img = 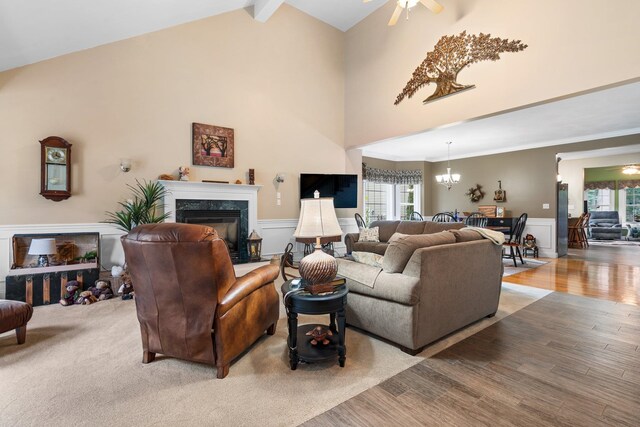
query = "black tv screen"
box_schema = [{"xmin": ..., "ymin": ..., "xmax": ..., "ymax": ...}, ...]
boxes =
[{"xmin": 300, "ymin": 174, "xmax": 358, "ymax": 208}]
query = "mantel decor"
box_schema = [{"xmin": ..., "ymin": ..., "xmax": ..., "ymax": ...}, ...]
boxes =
[
  {"xmin": 395, "ymin": 31, "xmax": 528, "ymax": 104},
  {"xmin": 192, "ymin": 123, "xmax": 234, "ymax": 168}
]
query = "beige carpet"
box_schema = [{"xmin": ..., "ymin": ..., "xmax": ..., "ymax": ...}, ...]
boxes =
[{"xmin": 0, "ymin": 274, "xmax": 549, "ymax": 427}]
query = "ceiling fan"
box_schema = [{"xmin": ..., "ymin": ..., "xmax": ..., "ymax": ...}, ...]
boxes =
[{"xmin": 364, "ymin": 0, "xmax": 444, "ymax": 26}]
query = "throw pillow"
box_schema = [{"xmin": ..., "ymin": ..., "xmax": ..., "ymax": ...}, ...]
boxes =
[
  {"xmin": 359, "ymin": 226, "xmax": 380, "ymax": 242},
  {"xmin": 352, "ymin": 251, "xmax": 384, "ymax": 268},
  {"xmin": 382, "ymin": 231, "xmax": 456, "ymax": 273}
]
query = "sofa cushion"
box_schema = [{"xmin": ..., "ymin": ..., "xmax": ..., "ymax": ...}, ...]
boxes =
[
  {"xmin": 342, "ymin": 269, "xmax": 421, "ymax": 305},
  {"xmin": 396, "ymin": 221, "xmax": 427, "ymax": 235},
  {"xmin": 359, "ymin": 227, "xmax": 380, "ymax": 242},
  {"xmin": 352, "ymin": 251, "xmax": 384, "ymax": 268},
  {"xmin": 337, "ymin": 258, "xmax": 381, "ymax": 289},
  {"xmin": 369, "ymin": 220, "xmax": 401, "ymax": 242},
  {"xmin": 382, "ymin": 231, "xmax": 456, "ymax": 273},
  {"xmin": 449, "ymin": 228, "xmax": 485, "ymax": 243},
  {"xmin": 352, "ymin": 241, "xmax": 388, "ymax": 255},
  {"xmin": 423, "ymin": 222, "xmax": 465, "ymax": 234}
]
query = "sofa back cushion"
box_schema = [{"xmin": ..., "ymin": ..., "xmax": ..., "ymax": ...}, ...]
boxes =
[
  {"xmin": 589, "ymin": 211, "xmax": 619, "ymax": 226},
  {"xmin": 396, "ymin": 221, "xmax": 427, "ymax": 235},
  {"xmin": 382, "ymin": 231, "xmax": 456, "ymax": 273},
  {"xmin": 449, "ymin": 228, "xmax": 485, "ymax": 242},
  {"xmin": 423, "ymin": 222, "xmax": 465, "ymax": 234},
  {"xmin": 369, "ymin": 220, "xmax": 401, "ymax": 242}
]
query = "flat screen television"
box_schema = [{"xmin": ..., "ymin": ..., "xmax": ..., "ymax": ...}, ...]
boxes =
[{"xmin": 300, "ymin": 174, "xmax": 358, "ymax": 208}]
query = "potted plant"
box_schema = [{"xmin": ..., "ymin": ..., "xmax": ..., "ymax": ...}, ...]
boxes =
[{"xmin": 105, "ymin": 180, "xmax": 170, "ymax": 232}]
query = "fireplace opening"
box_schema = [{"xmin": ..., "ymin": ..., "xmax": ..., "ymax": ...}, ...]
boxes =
[{"xmin": 181, "ymin": 210, "xmax": 242, "ymax": 261}]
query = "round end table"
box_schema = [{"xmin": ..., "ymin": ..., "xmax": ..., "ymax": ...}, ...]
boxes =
[{"xmin": 281, "ymin": 279, "xmax": 348, "ymax": 370}]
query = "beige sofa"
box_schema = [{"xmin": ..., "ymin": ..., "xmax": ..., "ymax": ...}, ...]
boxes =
[
  {"xmin": 339, "ymin": 227, "xmax": 503, "ymax": 354},
  {"xmin": 345, "ymin": 220, "xmax": 464, "ymax": 255}
]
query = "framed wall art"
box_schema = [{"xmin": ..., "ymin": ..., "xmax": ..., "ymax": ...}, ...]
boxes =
[{"xmin": 192, "ymin": 123, "xmax": 235, "ymax": 168}]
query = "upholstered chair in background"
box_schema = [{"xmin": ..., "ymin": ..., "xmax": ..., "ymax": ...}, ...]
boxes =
[{"xmin": 122, "ymin": 223, "xmax": 279, "ymax": 379}]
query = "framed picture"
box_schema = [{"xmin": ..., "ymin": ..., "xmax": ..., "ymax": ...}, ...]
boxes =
[
  {"xmin": 192, "ymin": 123, "xmax": 235, "ymax": 168},
  {"xmin": 496, "ymin": 207, "xmax": 505, "ymax": 218},
  {"xmin": 478, "ymin": 205, "xmax": 497, "ymax": 218}
]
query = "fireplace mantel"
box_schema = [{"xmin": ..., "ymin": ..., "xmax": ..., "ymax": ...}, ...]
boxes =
[{"xmin": 158, "ymin": 180, "xmax": 262, "ymax": 233}]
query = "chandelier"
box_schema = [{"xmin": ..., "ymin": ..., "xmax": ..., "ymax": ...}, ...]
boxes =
[{"xmin": 435, "ymin": 141, "xmax": 461, "ymax": 190}]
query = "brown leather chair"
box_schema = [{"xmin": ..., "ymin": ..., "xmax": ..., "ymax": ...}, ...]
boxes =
[{"xmin": 122, "ymin": 223, "xmax": 279, "ymax": 379}]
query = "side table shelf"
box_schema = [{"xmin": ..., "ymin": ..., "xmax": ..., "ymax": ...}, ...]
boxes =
[{"xmin": 281, "ymin": 279, "xmax": 348, "ymax": 370}]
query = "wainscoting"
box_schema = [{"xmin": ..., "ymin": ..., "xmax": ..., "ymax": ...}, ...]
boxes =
[
  {"xmin": 0, "ymin": 219, "xmax": 359, "ymax": 298},
  {"xmin": 0, "ymin": 218, "xmax": 553, "ymax": 298}
]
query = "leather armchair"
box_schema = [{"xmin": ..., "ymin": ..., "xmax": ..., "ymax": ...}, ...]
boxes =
[{"xmin": 122, "ymin": 223, "xmax": 279, "ymax": 378}]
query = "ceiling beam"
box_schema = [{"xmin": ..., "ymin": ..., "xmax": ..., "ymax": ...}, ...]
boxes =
[{"xmin": 253, "ymin": 0, "xmax": 285, "ymax": 23}]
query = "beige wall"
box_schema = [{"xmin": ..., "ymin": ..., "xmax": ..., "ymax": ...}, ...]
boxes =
[
  {"xmin": 345, "ymin": 0, "xmax": 640, "ymax": 148},
  {"xmin": 0, "ymin": 5, "xmax": 347, "ymax": 224},
  {"xmin": 431, "ymin": 135, "xmax": 640, "ymax": 218},
  {"xmin": 560, "ymin": 152, "xmax": 640, "ymax": 217}
]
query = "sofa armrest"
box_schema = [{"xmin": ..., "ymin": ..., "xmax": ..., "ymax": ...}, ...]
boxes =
[
  {"xmin": 344, "ymin": 232, "xmax": 360, "ymax": 254},
  {"xmin": 218, "ymin": 265, "xmax": 279, "ymax": 316}
]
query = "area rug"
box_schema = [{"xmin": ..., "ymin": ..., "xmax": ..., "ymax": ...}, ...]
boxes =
[
  {"xmin": 0, "ymin": 274, "xmax": 549, "ymax": 427},
  {"xmin": 502, "ymin": 258, "xmax": 548, "ymax": 277}
]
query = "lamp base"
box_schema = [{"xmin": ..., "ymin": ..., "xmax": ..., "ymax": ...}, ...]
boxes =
[
  {"xmin": 299, "ymin": 246, "xmax": 337, "ymax": 285},
  {"xmin": 37, "ymin": 255, "xmax": 49, "ymax": 267}
]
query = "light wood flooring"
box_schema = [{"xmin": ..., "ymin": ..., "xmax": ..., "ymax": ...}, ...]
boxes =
[
  {"xmin": 305, "ymin": 292, "xmax": 640, "ymax": 426},
  {"xmin": 304, "ymin": 244, "xmax": 640, "ymax": 426},
  {"xmin": 504, "ymin": 244, "xmax": 640, "ymax": 305}
]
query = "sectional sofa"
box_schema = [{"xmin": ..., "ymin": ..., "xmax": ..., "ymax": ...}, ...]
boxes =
[{"xmin": 340, "ymin": 222, "xmax": 503, "ymax": 354}]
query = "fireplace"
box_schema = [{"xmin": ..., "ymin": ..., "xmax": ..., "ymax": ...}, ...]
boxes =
[
  {"xmin": 158, "ymin": 180, "xmax": 262, "ymax": 263},
  {"xmin": 176, "ymin": 200, "xmax": 249, "ymax": 262}
]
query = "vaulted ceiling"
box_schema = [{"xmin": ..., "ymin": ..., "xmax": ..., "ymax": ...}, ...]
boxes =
[
  {"xmin": 2, "ymin": 0, "xmax": 639, "ymax": 161},
  {"xmin": 0, "ymin": 0, "xmax": 387, "ymax": 72}
]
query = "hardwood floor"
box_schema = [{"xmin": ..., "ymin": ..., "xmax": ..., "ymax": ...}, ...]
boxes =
[
  {"xmin": 304, "ymin": 292, "xmax": 640, "ymax": 426},
  {"xmin": 504, "ymin": 244, "xmax": 640, "ymax": 305}
]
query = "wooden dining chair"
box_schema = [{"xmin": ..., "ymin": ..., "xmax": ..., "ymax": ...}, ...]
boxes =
[
  {"xmin": 354, "ymin": 213, "xmax": 367, "ymax": 229},
  {"xmin": 464, "ymin": 212, "xmax": 488, "ymax": 228},
  {"xmin": 431, "ymin": 212, "xmax": 456, "ymax": 222},
  {"xmin": 503, "ymin": 213, "xmax": 528, "ymax": 267},
  {"xmin": 409, "ymin": 211, "xmax": 424, "ymax": 221}
]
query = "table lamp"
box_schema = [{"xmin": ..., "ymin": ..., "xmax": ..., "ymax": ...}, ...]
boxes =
[
  {"xmin": 28, "ymin": 238, "xmax": 57, "ymax": 267},
  {"xmin": 293, "ymin": 197, "xmax": 343, "ymax": 286}
]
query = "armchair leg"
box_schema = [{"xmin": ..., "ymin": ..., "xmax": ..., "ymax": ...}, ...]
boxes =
[
  {"xmin": 217, "ymin": 364, "xmax": 230, "ymax": 379},
  {"xmin": 16, "ymin": 326, "xmax": 27, "ymax": 345},
  {"xmin": 267, "ymin": 323, "xmax": 277, "ymax": 335},
  {"xmin": 142, "ymin": 351, "xmax": 156, "ymax": 364}
]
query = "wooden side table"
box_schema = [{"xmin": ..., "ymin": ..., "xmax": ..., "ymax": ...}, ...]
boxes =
[{"xmin": 281, "ymin": 279, "xmax": 348, "ymax": 370}]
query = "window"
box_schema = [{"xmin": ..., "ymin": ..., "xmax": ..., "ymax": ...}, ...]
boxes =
[
  {"xmin": 363, "ymin": 181, "xmax": 421, "ymax": 222},
  {"xmin": 396, "ymin": 184, "xmax": 421, "ymax": 220},
  {"xmin": 585, "ymin": 189, "xmax": 612, "ymax": 212},
  {"xmin": 624, "ymin": 188, "xmax": 640, "ymax": 222}
]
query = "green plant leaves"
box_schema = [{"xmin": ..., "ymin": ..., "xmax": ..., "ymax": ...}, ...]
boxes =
[{"xmin": 104, "ymin": 179, "xmax": 170, "ymax": 232}]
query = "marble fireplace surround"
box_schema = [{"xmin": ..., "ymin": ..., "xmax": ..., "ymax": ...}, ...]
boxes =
[{"xmin": 158, "ymin": 180, "xmax": 261, "ymax": 251}]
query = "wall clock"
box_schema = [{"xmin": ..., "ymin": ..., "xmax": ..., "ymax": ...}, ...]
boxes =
[{"xmin": 40, "ymin": 136, "xmax": 72, "ymax": 201}]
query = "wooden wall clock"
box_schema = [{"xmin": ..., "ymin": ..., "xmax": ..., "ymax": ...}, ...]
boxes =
[{"xmin": 40, "ymin": 136, "xmax": 71, "ymax": 201}]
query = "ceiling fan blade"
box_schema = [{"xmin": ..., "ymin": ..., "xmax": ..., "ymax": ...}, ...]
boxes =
[
  {"xmin": 388, "ymin": 5, "xmax": 403, "ymax": 26},
  {"xmin": 419, "ymin": 0, "xmax": 444, "ymax": 14}
]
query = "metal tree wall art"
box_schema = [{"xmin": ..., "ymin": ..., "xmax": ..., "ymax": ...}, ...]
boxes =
[{"xmin": 395, "ymin": 31, "xmax": 528, "ymax": 105}]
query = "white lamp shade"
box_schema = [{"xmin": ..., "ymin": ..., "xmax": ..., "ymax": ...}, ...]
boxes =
[
  {"xmin": 28, "ymin": 238, "xmax": 57, "ymax": 255},
  {"xmin": 293, "ymin": 198, "xmax": 343, "ymax": 238}
]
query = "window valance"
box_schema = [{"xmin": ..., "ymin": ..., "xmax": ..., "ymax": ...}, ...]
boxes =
[
  {"xmin": 617, "ymin": 179, "xmax": 640, "ymax": 189},
  {"xmin": 584, "ymin": 181, "xmax": 615, "ymax": 190},
  {"xmin": 362, "ymin": 163, "xmax": 422, "ymax": 185}
]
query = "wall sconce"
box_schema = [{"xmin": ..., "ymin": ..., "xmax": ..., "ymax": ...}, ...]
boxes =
[
  {"xmin": 120, "ymin": 158, "xmax": 132, "ymax": 173},
  {"xmin": 275, "ymin": 173, "xmax": 286, "ymax": 183}
]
